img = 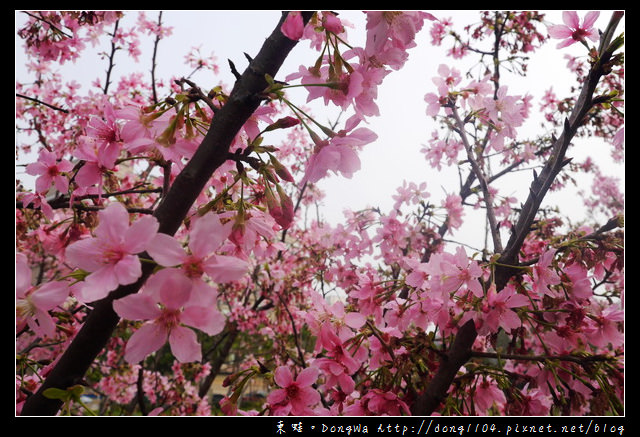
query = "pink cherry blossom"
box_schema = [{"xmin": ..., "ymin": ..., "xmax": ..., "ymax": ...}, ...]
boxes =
[
  {"xmin": 515, "ymin": 384, "xmax": 552, "ymax": 415},
  {"xmin": 65, "ymin": 202, "xmax": 159, "ymax": 302},
  {"xmin": 548, "ymin": 11, "xmax": 600, "ymax": 48},
  {"xmin": 303, "ymin": 116, "xmax": 377, "ymax": 183},
  {"xmin": 25, "ymin": 150, "xmax": 73, "ymax": 194},
  {"xmin": 443, "ymin": 193, "xmax": 464, "ymax": 230},
  {"xmin": 344, "ymin": 389, "xmax": 411, "ymax": 416},
  {"xmin": 16, "ymin": 252, "xmax": 69, "ymax": 338},
  {"xmin": 563, "ymin": 263, "xmax": 593, "ymax": 301},
  {"xmin": 113, "ymin": 269, "xmax": 225, "ymax": 363},
  {"xmin": 267, "ymin": 366, "xmax": 321, "ymax": 415},
  {"xmin": 281, "ymin": 11, "xmax": 304, "ymax": 41},
  {"xmin": 478, "ymin": 284, "xmax": 529, "ymax": 335},
  {"xmin": 586, "ymin": 305, "xmax": 624, "ymax": 349},
  {"xmin": 146, "ymin": 212, "xmax": 248, "ymax": 289},
  {"xmin": 438, "ymin": 246, "xmax": 484, "ymax": 298},
  {"xmin": 483, "ymin": 86, "xmax": 525, "ymax": 141},
  {"xmin": 472, "ymin": 377, "xmax": 506, "ymax": 415},
  {"xmin": 531, "ymin": 248, "xmax": 561, "ymax": 297}
]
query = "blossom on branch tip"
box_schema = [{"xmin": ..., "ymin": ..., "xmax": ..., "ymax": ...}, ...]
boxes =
[{"xmin": 548, "ymin": 11, "xmax": 600, "ymax": 48}]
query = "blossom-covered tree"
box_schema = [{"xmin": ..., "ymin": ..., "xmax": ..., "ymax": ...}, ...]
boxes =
[{"xmin": 16, "ymin": 10, "xmax": 623, "ymax": 417}]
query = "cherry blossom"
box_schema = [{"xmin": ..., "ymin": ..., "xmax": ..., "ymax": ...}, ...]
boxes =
[
  {"xmin": 65, "ymin": 202, "xmax": 159, "ymax": 302},
  {"xmin": 477, "ymin": 284, "xmax": 530, "ymax": 335},
  {"xmin": 267, "ymin": 366, "xmax": 321, "ymax": 415},
  {"xmin": 113, "ymin": 269, "xmax": 225, "ymax": 363},
  {"xmin": 146, "ymin": 212, "xmax": 248, "ymax": 293},
  {"xmin": 531, "ymin": 248, "xmax": 562, "ymax": 297},
  {"xmin": 16, "ymin": 253, "xmax": 69, "ymax": 338},
  {"xmin": 281, "ymin": 11, "xmax": 304, "ymax": 41},
  {"xmin": 548, "ymin": 11, "xmax": 600, "ymax": 48},
  {"xmin": 25, "ymin": 150, "xmax": 73, "ymax": 194}
]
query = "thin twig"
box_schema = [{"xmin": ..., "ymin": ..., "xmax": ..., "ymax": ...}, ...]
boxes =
[
  {"xmin": 450, "ymin": 103, "xmax": 503, "ymax": 253},
  {"xmin": 150, "ymin": 11, "xmax": 163, "ymax": 104},
  {"xmin": 103, "ymin": 19, "xmax": 120, "ymax": 95},
  {"xmin": 16, "ymin": 93, "xmax": 69, "ymax": 113}
]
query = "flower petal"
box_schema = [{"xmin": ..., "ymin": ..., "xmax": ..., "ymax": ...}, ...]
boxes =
[
  {"xmin": 562, "ymin": 11, "xmax": 580, "ymax": 29},
  {"xmin": 95, "ymin": 203, "xmax": 130, "ymax": 242},
  {"xmin": 147, "ymin": 233, "xmax": 186, "ymax": 267},
  {"xmin": 124, "ymin": 322, "xmax": 167, "ymax": 363},
  {"xmin": 296, "ymin": 366, "xmax": 319, "ymax": 387},
  {"xmin": 203, "ymin": 255, "xmax": 248, "ymax": 283},
  {"xmin": 274, "ymin": 366, "xmax": 293, "ymax": 388},
  {"xmin": 168, "ymin": 325, "xmax": 201, "ymax": 362},
  {"xmin": 582, "ymin": 11, "xmax": 600, "ymax": 29},
  {"xmin": 113, "ymin": 254, "xmax": 142, "ymax": 286},
  {"xmin": 181, "ymin": 306, "xmax": 226, "ymax": 336},
  {"xmin": 65, "ymin": 238, "xmax": 104, "ymax": 271},
  {"xmin": 29, "ymin": 281, "xmax": 69, "ymax": 310},
  {"xmin": 124, "ymin": 215, "xmax": 159, "ymax": 253},
  {"xmin": 189, "ymin": 213, "xmax": 230, "ymax": 257},
  {"xmin": 113, "ymin": 292, "xmax": 161, "ymax": 321}
]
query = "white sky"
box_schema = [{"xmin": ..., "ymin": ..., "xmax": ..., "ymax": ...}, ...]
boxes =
[{"xmin": 15, "ymin": 10, "xmax": 625, "ymax": 252}]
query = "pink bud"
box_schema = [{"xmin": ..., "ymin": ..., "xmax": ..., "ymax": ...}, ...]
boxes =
[{"xmin": 281, "ymin": 11, "xmax": 304, "ymax": 41}]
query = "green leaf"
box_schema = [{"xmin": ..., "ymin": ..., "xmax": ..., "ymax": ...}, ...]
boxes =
[{"xmin": 43, "ymin": 387, "xmax": 70, "ymax": 401}]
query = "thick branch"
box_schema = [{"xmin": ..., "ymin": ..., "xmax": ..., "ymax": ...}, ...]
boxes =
[{"xmin": 20, "ymin": 11, "xmax": 315, "ymax": 416}]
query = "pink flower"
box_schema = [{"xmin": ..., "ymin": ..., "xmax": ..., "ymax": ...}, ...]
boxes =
[
  {"xmin": 281, "ymin": 11, "xmax": 304, "ymax": 40},
  {"xmin": 531, "ymin": 248, "xmax": 561, "ymax": 297},
  {"xmin": 563, "ymin": 263, "xmax": 593, "ymax": 301},
  {"xmin": 548, "ymin": 11, "xmax": 600, "ymax": 48},
  {"xmin": 364, "ymin": 12, "xmax": 435, "ymax": 69},
  {"xmin": 344, "ymin": 389, "xmax": 411, "ymax": 416},
  {"xmin": 303, "ymin": 116, "xmax": 377, "ymax": 183},
  {"xmin": 65, "ymin": 202, "xmax": 159, "ymax": 302},
  {"xmin": 73, "ymin": 100, "xmax": 123, "ymax": 188},
  {"xmin": 443, "ymin": 193, "xmax": 464, "ymax": 230},
  {"xmin": 439, "ymin": 246, "xmax": 484, "ymax": 298},
  {"xmin": 478, "ymin": 284, "xmax": 529, "ymax": 335},
  {"xmin": 147, "ymin": 212, "xmax": 248, "ymax": 291},
  {"xmin": 267, "ymin": 366, "xmax": 321, "ymax": 415},
  {"xmin": 16, "ymin": 253, "xmax": 69, "ymax": 338},
  {"xmin": 113, "ymin": 269, "xmax": 225, "ymax": 363},
  {"xmin": 586, "ymin": 305, "xmax": 623, "ymax": 349},
  {"xmin": 515, "ymin": 384, "xmax": 552, "ymax": 415},
  {"xmin": 25, "ymin": 150, "xmax": 73, "ymax": 194},
  {"xmin": 472, "ymin": 377, "xmax": 506, "ymax": 415},
  {"xmin": 483, "ymin": 86, "xmax": 525, "ymax": 140}
]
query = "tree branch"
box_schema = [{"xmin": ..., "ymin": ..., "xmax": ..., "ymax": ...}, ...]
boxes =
[
  {"xmin": 103, "ymin": 19, "xmax": 120, "ymax": 95},
  {"xmin": 20, "ymin": 11, "xmax": 316, "ymax": 416},
  {"xmin": 16, "ymin": 93, "xmax": 69, "ymax": 113}
]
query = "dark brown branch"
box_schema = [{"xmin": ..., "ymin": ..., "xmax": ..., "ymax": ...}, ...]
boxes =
[
  {"xmin": 471, "ymin": 351, "xmax": 615, "ymax": 366},
  {"xmin": 198, "ymin": 323, "xmax": 239, "ymax": 399},
  {"xmin": 20, "ymin": 11, "xmax": 315, "ymax": 416},
  {"xmin": 16, "ymin": 93, "xmax": 69, "ymax": 113},
  {"xmin": 150, "ymin": 11, "xmax": 163, "ymax": 105},
  {"xmin": 103, "ymin": 19, "xmax": 120, "ymax": 95}
]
